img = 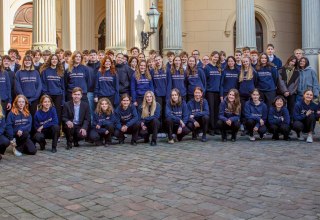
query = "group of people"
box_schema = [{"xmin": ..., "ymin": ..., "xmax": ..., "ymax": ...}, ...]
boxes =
[{"xmin": 0, "ymin": 44, "xmax": 319, "ymax": 160}]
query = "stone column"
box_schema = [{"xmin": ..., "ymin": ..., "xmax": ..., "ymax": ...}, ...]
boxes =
[
  {"xmin": 32, "ymin": 0, "xmax": 57, "ymax": 51},
  {"xmin": 163, "ymin": 0, "xmax": 182, "ymax": 55},
  {"xmin": 302, "ymin": 0, "xmax": 320, "ymax": 75},
  {"xmin": 62, "ymin": 0, "xmax": 77, "ymax": 51},
  {"xmin": 0, "ymin": 0, "xmax": 10, "ymax": 54},
  {"xmin": 105, "ymin": 0, "xmax": 127, "ymax": 53},
  {"xmin": 236, "ymin": 0, "xmax": 256, "ymax": 50},
  {"xmin": 81, "ymin": 0, "xmax": 95, "ymax": 50}
]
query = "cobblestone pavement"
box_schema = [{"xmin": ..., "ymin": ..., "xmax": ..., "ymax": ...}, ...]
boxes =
[{"xmin": 0, "ymin": 133, "xmax": 320, "ymax": 220}]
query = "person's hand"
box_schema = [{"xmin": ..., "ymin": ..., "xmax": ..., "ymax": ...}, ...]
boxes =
[
  {"xmin": 134, "ymin": 102, "xmax": 138, "ymax": 106},
  {"xmin": 105, "ymin": 130, "xmax": 109, "ymax": 135},
  {"xmin": 37, "ymin": 126, "xmax": 43, "ymax": 133},
  {"xmin": 96, "ymin": 125, "xmax": 101, "ymax": 129},
  {"xmin": 190, "ymin": 115, "xmax": 194, "ymax": 119},
  {"xmin": 17, "ymin": 130, "xmax": 23, "ymax": 137},
  {"xmin": 306, "ymin": 110, "xmax": 313, "ymax": 116},
  {"xmin": 79, "ymin": 129, "xmax": 87, "ymax": 137},
  {"xmin": 94, "ymin": 97, "xmax": 98, "ymax": 103},
  {"xmin": 253, "ymin": 127, "xmax": 258, "ymax": 132},
  {"xmin": 6, "ymin": 103, "xmax": 11, "ymax": 110},
  {"xmin": 260, "ymin": 119, "xmax": 264, "ymax": 126},
  {"xmin": 280, "ymin": 116, "xmax": 284, "ymax": 122},
  {"xmin": 226, "ymin": 119, "xmax": 232, "ymax": 126},
  {"xmin": 177, "ymin": 127, "xmax": 182, "ymax": 134},
  {"xmin": 220, "ymin": 96, "xmax": 224, "ymax": 102},
  {"xmin": 180, "ymin": 120, "xmax": 185, "ymax": 128},
  {"xmin": 194, "ymin": 121, "xmax": 200, "ymax": 128},
  {"xmin": 121, "ymin": 125, "xmax": 128, "ymax": 132},
  {"xmin": 66, "ymin": 121, "xmax": 74, "ymax": 128}
]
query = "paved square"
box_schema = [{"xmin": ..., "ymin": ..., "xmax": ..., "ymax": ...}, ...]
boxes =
[{"xmin": 0, "ymin": 134, "xmax": 319, "ymax": 220}]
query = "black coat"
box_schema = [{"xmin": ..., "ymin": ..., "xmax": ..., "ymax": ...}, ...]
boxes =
[{"xmin": 62, "ymin": 101, "xmax": 90, "ymax": 130}]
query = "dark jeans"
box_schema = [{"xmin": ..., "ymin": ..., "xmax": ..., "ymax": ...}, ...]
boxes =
[
  {"xmin": 33, "ymin": 125, "xmax": 60, "ymax": 149},
  {"xmin": 165, "ymin": 119, "xmax": 190, "ymax": 141},
  {"xmin": 50, "ymin": 95, "xmax": 63, "ymax": 125},
  {"xmin": 206, "ymin": 92, "xmax": 220, "ymax": 130},
  {"xmin": 186, "ymin": 115, "xmax": 209, "ymax": 135},
  {"xmin": 15, "ymin": 132, "xmax": 37, "ymax": 155},
  {"xmin": 245, "ymin": 119, "xmax": 267, "ymax": 137},
  {"xmin": 292, "ymin": 115, "xmax": 315, "ymax": 135},
  {"xmin": 89, "ymin": 125, "xmax": 115, "ymax": 143},
  {"xmin": 140, "ymin": 119, "xmax": 160, "ymax": 142},
  {"xmin": 114, "ymin": 123, "xmax": 140, "ymax": 142},
  {"xmin": 268, "ymin": 123, "xmax": 290, "ymax": 139},
  {"xmin": 156, "ymin": 96, "xmax": 166, "ymax": 132},
  {"xmin": 0, "ymin": 135, "xmax": 10, "ymax": 154},
  {"xmin": 240, "ymin": 95, "xmax": 250, "ymax": 123},
  {"xmin": 286, "ymin": 94, "xmax": 296, "ymax": 117},
  {"xmin": 217, "ymin": 119, "xmax": 241, "ymax": 139},
  {"xmin": 63, "ymin": 124, "xmax": 87, "ymax": 143}
]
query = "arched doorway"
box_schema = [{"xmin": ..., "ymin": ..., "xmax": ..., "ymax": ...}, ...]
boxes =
[
  {"xmin": 10, "ymin": 3, "xmax": 33, "ymax": 56},
  {"xmin": 233, "ymin": 18, "xmax": 264, "ymax": 53},
  {"xmin": 98, "ymin": 19, "xmax": 106, "ymax": 50}
]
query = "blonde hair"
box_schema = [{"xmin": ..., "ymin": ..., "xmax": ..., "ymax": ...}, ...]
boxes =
[
  {"xmin": 0, "ymin": 103, "xmax": 4, "ymax": 119},
  {"xmin": 239, "ymin": 57, "xmax": 254, "ymax": 82},
  {"xmin": 226, "ymin": 89, "xmax": 241, "ymax": 115},
  {"xmin": 141, "ymin": 91, "xmax": 157, "ymax": 119}
]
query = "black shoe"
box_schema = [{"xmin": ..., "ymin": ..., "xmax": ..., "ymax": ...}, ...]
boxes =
[
  {"xmin": 74, "ymin": 142, "xmax": 79, "ymax": 147},
  {"xmin": 192, "ymin": 132, "xmax": 197, "ymax": 140},
  {"xmin": 208, "ymin": 130, "xmax": 215, "ymax": 136},
  {"xmin": 66, "ymin": 142, "xmax": 72, "ymax": 150},
  {"xmin": 0, "ymin": 154, "xmax": 2, "ymax": 160},
  {"xmin": 231, "ymin": 133, "xmax": 237, "ymax": 142},
  {"xmin": 201, "ymin": 135, "xmax": 207, "ymax": 142},
  {"xmin": 51, "ymin": 148, "xmax": 57, "ymax": 153},
  {"xmin": 272, "ymin": 135, "xmax": 279, "ymax": 140},
  {"xmin": 150, "ymin": 141, "xmax": 157, "ymax": 146},
  {"xmin": 39, "ymin": 142, "xmax": 46, "ymax": 151},
  {"xmin": 131, "ymin": 140, "xmax": 137, "ymax": 146}
]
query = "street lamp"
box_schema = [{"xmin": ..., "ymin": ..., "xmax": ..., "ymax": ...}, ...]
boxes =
[{"xmin": 141, "ymin": 3, "xmax": 160, "ymax": 52}]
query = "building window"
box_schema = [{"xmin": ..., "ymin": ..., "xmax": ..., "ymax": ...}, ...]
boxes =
[{"xmin": 233, "ymin": 18, "xmax": 264, "ymax": 53}]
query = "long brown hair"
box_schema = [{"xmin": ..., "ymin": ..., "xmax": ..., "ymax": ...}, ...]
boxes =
[
  {"xmin": 186, "ymin": 56, "xmax": 198, "ymax": 77},
  {"xmin": 68, "ymin": 51, "xmax": 84, "ymax": 72},
  {"xmin": 99, "ymin": 57, "xmax": 116, "ymax": 75},
  {"xmin": 170, "ymin": 88, "xmax": 182, "ymax": 106},
  {"xmin": 95, "ymin": 97, "xmax": 114, "ymax": 115},
  {"xmin": 40, "ymin": 54, "xmax": 64, "ymax": 77},
  {"xmin": 135, "ymin": 60, "xmax": 152, "ymax": 80},
  {"xmin": 11, "ymin": 95, "xmax": 30, "ymax": 117},
  {"xmin": 255, "ymin": 52, "xmax": 273, "ymax": 71},
  {"xmin": 20, "ymin": 55, "xmax": 35, "ymax": 71},
  {"xmin": 154, "ymin": 55, "xmax": 166, "ymax": 75},
  {"xmin": 210, "ymin": 51, "xmax": 222, "ymax": 73},
  {"xmin": 226, "ymin": 89, "xmax": 241, "ymax": 115},
  {"xmin": 194, "ymin": 87, "xmax": 204, "ymax": 111},
  {"xmin": 170, "ymin": 56, "xmax": 184, "ymax": 75},
  {"xmin": 0, "ymin": 55, "xmax": 4, "ymax": 72},
  {"xmin": 38, "ymin": 95, "xmax": 54, "ymax": 110}
]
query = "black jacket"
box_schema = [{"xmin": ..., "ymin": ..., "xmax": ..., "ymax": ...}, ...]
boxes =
[
  {"xmin": 116, "ymin": 63, "xmax": 133, "ymax": 95},
  {"xmin": 62, "ymin": 101, "xmax": 90, "ymax": 130}
]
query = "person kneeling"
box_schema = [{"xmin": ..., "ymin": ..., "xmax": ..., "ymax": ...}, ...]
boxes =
[
  {"xmin": 165, "ymin": 89, "xmax": 190, "ymax": 144},
  {"xmin": 6, "ymin": 95, "xmax": 37, "ymax": 156},
  {"xmin": 217, "ymin": 89, "xmax": 241, "ymax": 142},
  {"xmin": 244, "ymin": 89, "xmax": 268, "ymax": 141},
  {"xmin": 138, "ymin": 91, "xmax": 161, "ymax": 146},
  {"xmin": 186, "ymin": 87, "xmax": 209, "ymax": 142},
  {"xmin": 62, "ymin": 87, "xmax": 90, "ymax": 150},
  {"xmin": 114, "ymin": 94, "xmax": 139, "ymax": 146},
  {"xmin": 33, "ymin": 95, "xmax": 60, "ymax": 153},
  {"xmin": 268, "ymin": 96, "xmax": 290, "ymax": 140},
  {"xmin": 89, "ymin": 98, "xmax": 115, "ymax": 147}
]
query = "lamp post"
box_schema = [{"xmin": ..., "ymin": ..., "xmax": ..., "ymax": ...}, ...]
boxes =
[{"xmin": 141, "ymin": 3, "xmax": 160, "ymax": 52}]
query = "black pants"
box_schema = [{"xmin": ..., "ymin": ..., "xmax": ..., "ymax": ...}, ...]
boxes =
[
  {"xmin": 186, "ymin": 115, "xmax": 209, "ymax": 135},
  {"xmin": 136, "ymin": 96, "xmax": 144, "ymax": 106},
  {"xmin": 63, "ymin": 124, "xmax": 87, "ymax": 143},
  {"xmin": 156, "ymin": 96, "xmax": 166, "ymax": 132},
  {"xmin": 114, "ymin": 123, "xmax": 140, "ymax": 142},
  {"xmin": 268, "ymin": 123, "xmax": 290, "ymax": 139},
  {"xmin": 140, "ymin": 119, "xmax": 160, "ymax": 142},
  {"xmin": 260, "ymin": 91, "xmax": 276, "ymax": 109},
  {"xmin": 67, "ymin": 92, "xmax": 88, "ymax": 103},
  {"xmin": 50, "ymin": 95, "xmax": 63, "ymax": 125},
  {"xmin": 33, "ymin": 125, "xmax": 60, "ymax": 149},
  {"xmin": 286, "ymin": 94, "xmax": 296, "ymax": 117},
  {"xmin": 206, "ymin": 92, "xmax": 220, "ymax": 130},
  {"xmin": 89, "ymin": 125, "xmax": 115, "ymax": 143},
  {"xmin": 15, "ymin": 132, "xmax": 37, "ymax": 155},
  {"xmin": 0, "ymin": 135, "xmax": 10, "ymax": 154},
  {"xmin": 245, "ymin": 119, "xmax": 267, "ymax": 137},
  {"xmin": 1, "ymin": 100, "xmax": 9, "ymax": 116},
  {"xmin": 240, "ymin": 95, "xmax": 250, "ymax": 123},
  {"xmin": 165, "ymin": 119, "xmax": 190, "ymax": 141},
  {"xmin": 217, "ymin": 120, "xmax": 240, "ymax": 138},
  {"xmin": 292, "ymin": 115, "xmax": 315, "ymax": 135}
]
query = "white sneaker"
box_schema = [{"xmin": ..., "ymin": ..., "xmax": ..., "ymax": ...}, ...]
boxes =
[
  {"xmin": 13, "ymin": 147, "xmax": 22, "ymax": 157},
  {"xmin": 249, "ymin": 136, "xmax": 255, "ymax": 141},
  {"xmin": 168, "ymin": 139, "xmax": 174, "ymax": 144},
  {"xmin": 306, "ymin": 135, "xmax": 313, "ymax": 143},
  {"xmin": 298, "ymin": 136, "xmax": 305, "ymax": 141},
  {"xmin": 240, "ymin": 124, "xmax": 244, "ymax": 131}
]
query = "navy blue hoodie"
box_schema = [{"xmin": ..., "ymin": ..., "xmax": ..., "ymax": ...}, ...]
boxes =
[
  {"xmin": 270, "ymin": 55, "xmax": 282, "ymax": 70},
  {"xmin": 220, "ymin": 68, "xmax": 240, "ymax": 96},
  {"xmin": 187, "ymin": 68, "xmax": 206, "ymax": 95},
  {"xmin": 15, "ymin": 69, "xmax": 42, "ymax": 103},
  {"xmin": 87, "ymin": 61, "xmax": 101, "ymax": 92},
  {"xmin": 65, "ymin": 64, "xmax": 91, "ymax": 93},
  {"xmin": 204, "ymin": 63, "xmax": 221, "ymax": 93},
  {"xmin": 94, "ymin": 70, "xmax": 119, "ymax": 105},
  {"xmin": 218, "ymin": 100, "xmax": 241, "ymax": 122},
  {"xmin": 167, "ymin": 69, "xmax": 187, "ymax": 98},
  {"xmin": 0, "ymin": 116, "xmax": 6, "ymax": 136},
  {"xmin": 130, "ymin": 73, "xmax": 154, "ymax": 102},
  {"xmin": 293, "ymin": 101, "xmax": 318, "ymax": 121},
  {"xmin": 151, "ymin": 68, "xmax": 168, "ymax": 97},
  {"xmin": 244, "ymin": 99, "xmax": 268, "ymax": 128},
  {"xmin": 92, "ymin": 112, "xmax": 116, "ymax": 135},
  {"xmin": 165, "ymin": 101, "xmax": 189, "ymax": 124},
  {"xmin": 256, "ymin": 66, "xmax": 278, "ymax": 92},
  {"xmin": 34, "ymin": 107, "xmax": 59, "ymax": 130},
  {"xmin": 114, "ymin": 104, "xmax": 138, "ymax": 130},
  {"xmin": 41, "ymin": 67, "xmax": 65, "ymax": 100},
  {"xmin": 187, "ymin": 99, "xmax": 209, "ymax": 122},
  {"xmin": 0, "ymin": 70, "xmax": 12, "ymax": 102},
  {"xmin": 138, "ymin": 102, "xmax": 161, "ymax": 124},
  {"xmin": 239, "ymin": 70, "xmax": 257, "ymax": 97},
  {"xmin": 268, "ymin": 106, "xmax": 290, "ymax": 125},
  {"xmin": 6, "ymin": 111, "xmax": 32, "ymax": 140}
]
